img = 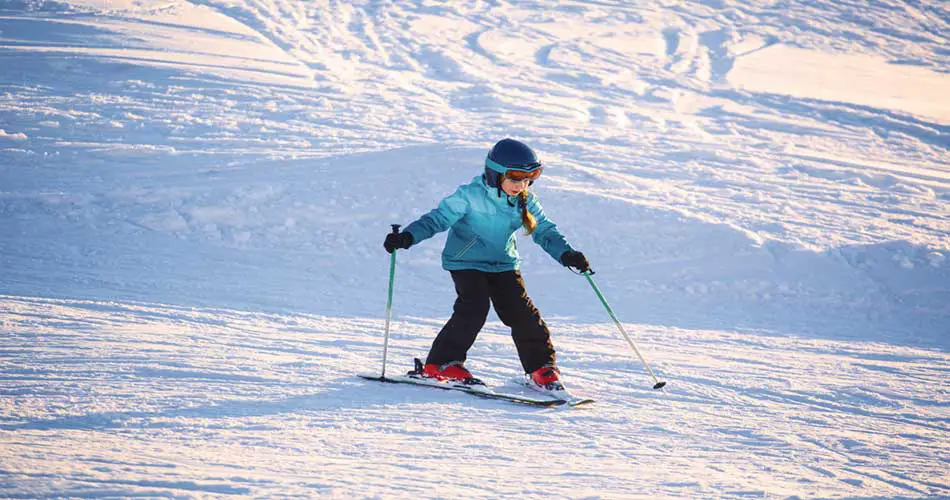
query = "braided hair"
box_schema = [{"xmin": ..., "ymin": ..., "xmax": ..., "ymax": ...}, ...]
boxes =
[{"xmin": 518, "ymin": 190, "xmax": 537, "ymax": 235}]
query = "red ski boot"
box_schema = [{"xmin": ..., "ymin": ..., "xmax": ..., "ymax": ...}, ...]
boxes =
[
  {"xmin": 528, "ymin": 365, "xmax": 565, "ymax": 392},
  {"xmin": 419, "ymin": 360, "xmax": 483, "ymax": 386},
  {"xmin": 525, "ymin": 365, "xmax": 593, "ymax": 406}
]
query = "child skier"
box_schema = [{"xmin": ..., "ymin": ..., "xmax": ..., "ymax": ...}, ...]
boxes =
[{"xmin": 383, "ymin": 138, "xmax": 590, "ymax": 393}]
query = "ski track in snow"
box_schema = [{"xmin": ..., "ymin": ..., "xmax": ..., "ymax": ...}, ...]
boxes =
[
  {"xmin": 1, "ymin": 295, "xmax": 947, "ymax": 498},
  {"xmin": 0, "ymin": 0, "xmax": 948, "ymax": 498}
]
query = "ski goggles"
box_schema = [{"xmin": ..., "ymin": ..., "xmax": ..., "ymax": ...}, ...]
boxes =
[
  {"xmin": 504, "ymin": 167, "xmax": 543, "ymax": 182},
  {"xmin": 486, "ymin": 157, "xmax": 543, "ymax": 182}
]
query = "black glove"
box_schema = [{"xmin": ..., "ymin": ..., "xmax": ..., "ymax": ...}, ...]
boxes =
[
  {"xmin": 384, "ymin": 231, "xmax": 413, "ymax": 253},
  {"xmin": 560, "ymin": 250, "xmax": 590, "ymax": 272}
]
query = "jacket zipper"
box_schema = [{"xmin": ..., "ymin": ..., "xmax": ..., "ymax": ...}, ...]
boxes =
[{"xmin": 454, "ymin": 236, "xmax": 479, "ymax": 259}]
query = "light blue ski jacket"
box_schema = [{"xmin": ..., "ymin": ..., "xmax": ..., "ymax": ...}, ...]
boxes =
[{"xmin": 403, "ymin": 175, "xmax": 573, "ymax": 272}]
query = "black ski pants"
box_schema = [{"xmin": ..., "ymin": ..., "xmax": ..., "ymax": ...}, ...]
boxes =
[{"xmin": 425, "ymin": 269, "xmax": 555, "ymax": 374}]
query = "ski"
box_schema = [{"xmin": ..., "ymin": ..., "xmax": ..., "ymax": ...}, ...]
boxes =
[
  {"xmin": 511, "ymin": 378, "xmax": 594, "ymax": 406},
  {"xmin": 359, "ymin": 373, "xmax": 566, "ymax": 407},
  {"xmin": 361, "ymin": 358, "xmax": 595, "ymax": 407},
  {"xmin": 512, "ymin": 378, "xmax": 595, "ymax": 407}
]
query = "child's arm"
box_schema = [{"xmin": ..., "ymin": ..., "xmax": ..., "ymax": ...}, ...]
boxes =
[
  {"xmin": 402, "ymin": 186, "xmax": 470, "ymax": 247},
  {"xmin": 526, "ymin": 196, "xmax": 573, "ymax": 262}
]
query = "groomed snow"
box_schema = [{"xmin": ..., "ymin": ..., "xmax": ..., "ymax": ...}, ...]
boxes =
[{"xmin": 1, "ymin": 0, "xmax": 947, "ymax": 498}]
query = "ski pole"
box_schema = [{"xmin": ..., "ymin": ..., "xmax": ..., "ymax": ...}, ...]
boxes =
[
  {"xmin": 380, "ymin": 224, "xmax": 400, "ymax": 379},
  {"xmin": 583, "ymin": 271, "xmax": 666, "ymax": 390}
]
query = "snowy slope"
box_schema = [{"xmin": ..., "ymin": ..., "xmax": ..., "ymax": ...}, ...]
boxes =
[{"xmin": 1, "ymin": 0, "xmax": 948, "ymax": 498}]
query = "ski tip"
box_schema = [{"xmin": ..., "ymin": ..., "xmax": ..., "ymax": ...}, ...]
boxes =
[
  {"xmin": 566, "ymin": 398, "xmax": 595, "ymax": 407},
  {"xmin": 653, "ymin": 381, "xmax": 667, "ymax": 390}
]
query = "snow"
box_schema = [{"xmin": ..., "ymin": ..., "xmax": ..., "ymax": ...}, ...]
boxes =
[
  {"xmin": 1, "ymin": 0, "xmax": 948, "ymax": 498},
  {"xmin": 729, "ymin": 44, "xmax": 950, "ymax": 125}
]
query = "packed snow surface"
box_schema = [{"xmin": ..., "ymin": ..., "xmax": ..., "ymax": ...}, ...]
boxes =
[{"xmin": 1, "ymin": 0, "xmax": 948, "ymax": 498}]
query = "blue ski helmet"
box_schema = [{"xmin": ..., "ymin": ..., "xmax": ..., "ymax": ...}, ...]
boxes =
[{"xmin": 484, "ymin": 138, "xmax": 543, "ymax": 188}]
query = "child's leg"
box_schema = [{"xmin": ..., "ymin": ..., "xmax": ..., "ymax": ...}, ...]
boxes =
[
  {"xmin": 425, "ymin": 270, "xmax": 491, "ymax": 366},
  {"xmin": 487, "ymin": 271, "xmax": 555, "ymax": 373}
]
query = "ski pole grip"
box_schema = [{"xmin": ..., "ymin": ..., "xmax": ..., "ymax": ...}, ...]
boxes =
[{"xmin": 391, "ymin": 224, "xmax": 401, "ymax": 234}]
